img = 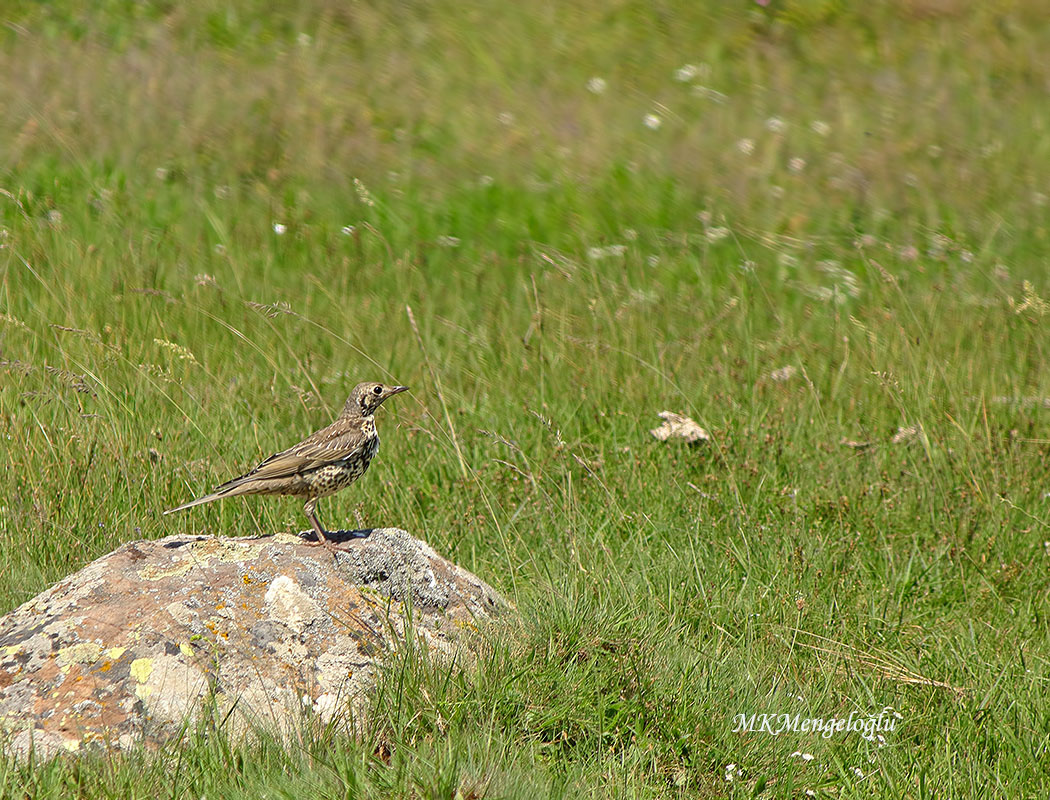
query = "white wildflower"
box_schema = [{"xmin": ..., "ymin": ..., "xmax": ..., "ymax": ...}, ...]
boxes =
[
  {"xmin": 586, "ymin": 77, "xmax": 607, "ymax": 94},
  {"xmin": 644, "ymin": 113, "xmax": 662, "ymax": 130},
  {"xmin": 436, "ymin": 235, "xmax": 460, "ymax": 248},
  {"xmin": 788, "ymin": 157, "xmax": 806, "ymax": 173},
  {"xmin": 341, "ymin": 225, "xmax": 356, "ymax": 235},
  {"xmin": 766, "ymin": 116, "xmax": 786, "ymax": 133},
  {"xmin": 675, "ymin": 64, "xmax": 699, "ymax": 82},
  {"xmin": 155, "ymin": 167, "xmax": 169, "ymax": 180},
  {"xmin": 737, "ymin": 138, "xmax": 755, "ymax": 155},
  {"xmin": 497, "ymin": 111, "xmax": 515, "ymax": 125},
  {"xmin": 810, "ymin": 120, "xmax": 831, "ymax": 136},
  {"xmin": 705, "ymin": 226, "xmax": 730, "ymax": 243},
  {"xmin": 272, "ymin": 223, "xmax": 287, "ymax": 235}
]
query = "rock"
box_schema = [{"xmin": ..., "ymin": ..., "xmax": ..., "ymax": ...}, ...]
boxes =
[
  {"xmin": 0, "ymin": 529, "xmax": 506, "ymax": 760},
  {"xmin": 891, "ymin": 424, "xmax": 922, "ymax": 445},
  {"xmin": 649, "ymin": 411, "xmax": 710, "ymax": 444}
]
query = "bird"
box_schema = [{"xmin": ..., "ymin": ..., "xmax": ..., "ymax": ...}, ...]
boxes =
[{"xmin": 164, "ymin": 382, "xmax": 408, "ymax": 546}]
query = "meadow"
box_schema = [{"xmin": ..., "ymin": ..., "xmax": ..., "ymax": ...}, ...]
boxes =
[{"xmin": 2, "ymin": 1, "xmax": 1050, "ymax": 796}]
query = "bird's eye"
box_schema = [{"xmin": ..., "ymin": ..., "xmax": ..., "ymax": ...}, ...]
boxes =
[{"xmin": 373, "ymin": 385, "xmax": 383, "ymax": 395}]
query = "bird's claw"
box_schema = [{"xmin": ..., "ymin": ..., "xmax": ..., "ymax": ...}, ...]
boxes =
[{"xmin": 299, "ymin": 530, "xmax": 339, "ymax": 550}]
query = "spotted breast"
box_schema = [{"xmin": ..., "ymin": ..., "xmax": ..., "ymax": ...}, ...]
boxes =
[{"xmin": 305, "ymin": 422, "xmax": 379, "ymax": 499}]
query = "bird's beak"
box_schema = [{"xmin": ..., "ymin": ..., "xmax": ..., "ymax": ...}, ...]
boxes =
[{"xmin": 388, "ymin": 385, "xmax": 409, "ymax": 395}]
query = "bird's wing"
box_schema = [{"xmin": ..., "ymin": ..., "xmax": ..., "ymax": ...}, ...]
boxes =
[{"xmin": 214, "ymin": 422, "xmax": 369, "ymax": 490}]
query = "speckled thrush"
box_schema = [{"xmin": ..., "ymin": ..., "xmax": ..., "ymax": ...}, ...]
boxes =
[{"xmin": 165, "ymin": 382, "xmax": 408, "ymax": 545}]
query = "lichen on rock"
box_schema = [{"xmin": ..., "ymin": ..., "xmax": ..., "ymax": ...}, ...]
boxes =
[{"xmin": 0, "ymin": 528, "xmax": 506, "ymax": 760}]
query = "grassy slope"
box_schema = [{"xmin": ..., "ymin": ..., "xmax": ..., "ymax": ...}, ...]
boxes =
[{"xmin": 2, "ymin": 0, "xmax": 1050, "ymax": 797}]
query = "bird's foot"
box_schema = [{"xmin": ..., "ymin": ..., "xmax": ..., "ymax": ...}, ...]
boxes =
[
  {"xmin": 309, "ymin": 539, "xmax": 341, "ymax": 552},
  {"xmin": 298, "ymin": 530, "xmax": 339, "ymax": 550}
]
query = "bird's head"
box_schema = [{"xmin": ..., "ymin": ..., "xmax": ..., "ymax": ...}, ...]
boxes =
[{"xmin": 344, "ymin": 382, "xmax": 409, "ymax": 418}]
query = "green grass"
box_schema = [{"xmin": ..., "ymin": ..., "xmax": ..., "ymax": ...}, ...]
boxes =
[{"xmin": 2, "ymin": 0, "xmax": 1050, "ymax": 796}]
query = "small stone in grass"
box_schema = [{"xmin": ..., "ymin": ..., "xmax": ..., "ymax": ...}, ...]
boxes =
[{"xmin": 650, "ymin": 411, "xmax": 710, "ymax": 444}]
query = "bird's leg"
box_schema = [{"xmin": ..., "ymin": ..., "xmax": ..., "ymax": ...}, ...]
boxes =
[{"xmin": 303, "ymin": 498, "xmax": 334, "ymax": 548}]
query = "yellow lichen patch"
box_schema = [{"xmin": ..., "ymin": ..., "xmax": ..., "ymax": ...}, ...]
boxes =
[
  {"xmin": 215, "ymin": 539, "xmax": 271, "ymax": 562},
  {"xmin": 138, "ymin": 538, "xmax": 272, "ymax": 581},
  {"xmin": 272, "ymin": 532, "xmax": 304, "ymax": 546},
  {"xmin": 179, "ymin": 642, "xmax": 194, "ymax": 659},
  {"xmin": 137, "ymin": 561, "xmax": 194, "ymax": 581},
  {"xmin": 106, "ymin": 646, "xmax": 126, "ymax": 661},
  {"xmin": 2, "ymin": 644, "xmax": 19, "ymax": 658},
  {"xmin": 57, "ymin": 642, "xmax": 104, "ymax": 668},
  {"xmin": 130, "ymin": 658, "xmax": 153, "ymax": 683}
]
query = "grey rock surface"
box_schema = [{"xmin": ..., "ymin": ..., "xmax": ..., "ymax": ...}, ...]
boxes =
[{"xmin": 0, "ymin": 528, "xmax": 506, "ymax": 759}]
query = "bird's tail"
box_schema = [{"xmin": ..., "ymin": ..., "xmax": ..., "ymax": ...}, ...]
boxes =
[{"xmin": 163, "ymin": 491, "xmax": 225, "ymax": 515}]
